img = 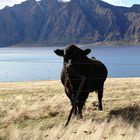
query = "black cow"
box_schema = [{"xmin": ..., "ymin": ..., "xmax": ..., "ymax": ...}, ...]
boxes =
[{"xmin": 54, "ymin": 45, "xmax": 108, "ymax": 118}]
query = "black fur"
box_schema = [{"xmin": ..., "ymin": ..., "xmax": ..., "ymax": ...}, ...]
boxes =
[{"xmin": 54, "ymin": 45, "xmax": 108, "ymax": 118}]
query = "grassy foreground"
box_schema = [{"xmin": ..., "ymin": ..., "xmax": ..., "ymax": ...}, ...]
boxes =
[{"xmin": 0, "ymin": 78, "xmax": 140, "ymax": 140}]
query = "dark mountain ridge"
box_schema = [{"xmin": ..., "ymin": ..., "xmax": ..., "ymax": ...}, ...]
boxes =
[{"xmin": 0, "ymin": 0, "xmax": 140, "ymax": 47}]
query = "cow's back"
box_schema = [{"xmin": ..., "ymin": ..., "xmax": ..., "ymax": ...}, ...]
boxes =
[
  {"xmin": 88, "ymin": 58, "xmax": 108, "ymax": 79},
  {"xmin": 83, "ymin": 58, "xmax": 108, "ymax": 91}
]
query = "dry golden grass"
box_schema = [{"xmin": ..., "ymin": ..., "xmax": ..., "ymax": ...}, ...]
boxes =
[{"xmin": 0, "ymin": 78, "xmax": 140, "ymax": 140}]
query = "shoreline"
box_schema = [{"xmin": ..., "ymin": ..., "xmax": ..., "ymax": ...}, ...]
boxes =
[
  {"xmin": 0, "ymin": 77, "xmax": 140, "ymax": 84},
  {"xmin": 0, "ymin": 41, "xmax": 140, "ymax": 48}
]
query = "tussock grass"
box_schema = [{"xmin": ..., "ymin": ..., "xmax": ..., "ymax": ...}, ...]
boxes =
[{"xmin": 0, "ymin": 78, "xmax": 140, "ymax": 140}]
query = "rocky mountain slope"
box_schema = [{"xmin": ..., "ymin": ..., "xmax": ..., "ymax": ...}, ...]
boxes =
[{"xmin": 0, "ymin": 0, "xmax": 140, "ymax": 47}]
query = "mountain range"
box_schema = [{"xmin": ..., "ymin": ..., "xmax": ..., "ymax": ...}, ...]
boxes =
[{"xmin": 0, "ymin": 0, "xmax": 140, "ymax": 47}]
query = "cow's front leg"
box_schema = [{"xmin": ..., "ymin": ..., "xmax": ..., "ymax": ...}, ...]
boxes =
[
  {"xmin": 65, "ymin": 89, "xmax": 77, "ymax": 115},
  {"xmin": 77, "ymin": 92, "xmax": 89, "ymax": 119},
  {"xmin": 72, "ymin": 93, "xmax": 78, "ymax": 116}
]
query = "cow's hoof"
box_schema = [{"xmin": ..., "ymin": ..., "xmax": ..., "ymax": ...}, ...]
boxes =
[
  {"xmin": 98, "ymin": 108, "xmax": 103, "ymax": 111},
  {"xmin": 77, "ymin": 114, "xmax": 83, "ymax": 119},
  {"xmin": 98, "ymin": 105, "xmax": 103, "ymax": 111}
]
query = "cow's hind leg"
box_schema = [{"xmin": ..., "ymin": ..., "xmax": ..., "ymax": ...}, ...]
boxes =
[
  {"xmin": 77, "ymin": 92, "xmax": 89, "ymax": 118},
  {"xmin": 97, "ymin": 89, "xmax": 103, "ymax": 110}
]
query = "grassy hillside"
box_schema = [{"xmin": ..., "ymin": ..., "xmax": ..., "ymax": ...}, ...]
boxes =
[{"xmin": 0, "ymin": 78, "xmax": 140, "ymax": 140}]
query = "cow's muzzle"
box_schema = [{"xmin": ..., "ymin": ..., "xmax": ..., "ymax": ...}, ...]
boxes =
[
  {"xmin": 66, "ymin": 60, "xmax": 82, "ymax": 78},
  {"xmin": 66, "ymin": 61, "xmax": 74, "ymax": 73}
]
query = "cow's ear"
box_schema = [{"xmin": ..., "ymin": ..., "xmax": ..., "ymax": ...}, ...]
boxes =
[
  {"xmin": 84, "ymin": 49, "xmax": 91, "ymax": 55},
  {"xmin": 54, "ymin": 49, "xmax": 64, "ymax": 56}
]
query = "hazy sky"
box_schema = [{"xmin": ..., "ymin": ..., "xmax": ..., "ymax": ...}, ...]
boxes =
[{"xmin": 0, "ymin": 0, "xmax": 140, "ymax": 9}]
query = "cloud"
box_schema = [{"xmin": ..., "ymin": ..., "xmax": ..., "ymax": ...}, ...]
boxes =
[
  {"xmin": 0, "ymin": 0, "xmax": 42, "ymax": 9},
  {"xmin": 0, "ymin": 0, "xmax": 71, "ymax": 9},
  {"xmin": 0, "ymin": 0, "xmax": 135, "ymax": 10},
  {"xmin": 58, "ymin": 0, "xmax": 71, "ymax": 2},
  {"xmin": 0, "ymin": 0, "xmax": 26, "ymax": 9},
  {"xmin": 0, "ymin": 0, "xmax": 25, "ymax": 5},
  {"xmin": 102, "ymin": 0, "xmax": 123, "ymax": 6}
]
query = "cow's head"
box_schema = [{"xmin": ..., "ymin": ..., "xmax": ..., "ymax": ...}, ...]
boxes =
[
  {"xmin": 54, "ymin": 45, "xmax": 91, "ymax": 76},
  {"xmin": 54, "ymin": 45, "xmax": 91, "ymax": 62}
]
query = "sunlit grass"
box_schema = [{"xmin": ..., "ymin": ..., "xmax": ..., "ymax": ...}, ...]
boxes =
[{"xmin": 0, "ymin": 78, "xmax": 140, "ymax": 140}]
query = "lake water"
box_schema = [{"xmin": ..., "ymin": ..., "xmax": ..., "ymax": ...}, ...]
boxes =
[{"xmin": 0, "ymin": 46, "xmax": 140, "ymax": 82}]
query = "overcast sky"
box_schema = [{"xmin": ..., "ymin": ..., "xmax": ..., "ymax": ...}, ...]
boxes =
[{"xmin": 0, "ymin": 0, "xmax": 140, "ymax": 10}]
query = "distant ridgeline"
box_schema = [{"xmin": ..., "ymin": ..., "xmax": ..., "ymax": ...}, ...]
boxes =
[{"xmin": 0, "ymin": 0, "xmax": 140, "ymax": 47}]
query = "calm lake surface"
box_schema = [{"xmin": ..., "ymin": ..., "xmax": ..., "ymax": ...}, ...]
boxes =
[{"xmin": 0, "ymin": 46, "xmax": 140, "ymax": 82}]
